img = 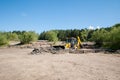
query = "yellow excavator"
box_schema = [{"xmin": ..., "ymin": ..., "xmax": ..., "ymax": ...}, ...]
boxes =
[
  {"xmin": 31, "ymin": 36, "xmax": 83, "ymax": 54},
  {"xmin": 65, "ymin": 36, "xmax": 82, "ymax": 49},
  {"xmin": 53, "ymin": 36, "xmax": 82, "ymax": 50}
]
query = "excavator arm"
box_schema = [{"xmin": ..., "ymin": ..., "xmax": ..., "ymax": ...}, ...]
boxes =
[{"xmin": 77, "ymin": 36, "xmax": 82, "ymax": 49}]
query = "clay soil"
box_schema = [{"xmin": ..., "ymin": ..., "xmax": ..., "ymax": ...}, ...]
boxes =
[{"xmin": 0, "ymin": 48, "xmax": 120, "ymax": 80}]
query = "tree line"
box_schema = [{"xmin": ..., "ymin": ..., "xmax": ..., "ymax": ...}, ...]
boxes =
[
  {"xmin": 0, "ymin": 23, "xmax": 120, "ymax": 50},
  {"xmin": 39, "ymin": 23, "xmax": 120, "ymax": 50},
  {"xmin": 39, "ymin": 29, "xmax": 94, "ymax": 42},
  {"xmin": 0, "ymin": 31, "xmax": 38, "ymax": 45}
]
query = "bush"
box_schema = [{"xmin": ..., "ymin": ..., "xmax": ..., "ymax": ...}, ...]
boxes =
[
  {"xmin": 90, "ymin": 29, "xmax": 108, "ymax": 47},
  {"xmin": 0, "ymin": 35, "xmax": 8, "ymax": 46},
  {"xmin": 19, "ymin": 31, "xmax": 38, "ymax": 44},
  {"xmin": 6, "ymin": 33, "xmax": 19, "ymax": 41},
  {"xmin": 45, "ymin": 31, "xmax": 58, "ymax": 42},
  {"xmin": 90, "ymin": 23, "xmax": 120, "ymax": 50},
  {"xmin": 104, "ymin": 27, "xmax": 120, "ymax": 50}
]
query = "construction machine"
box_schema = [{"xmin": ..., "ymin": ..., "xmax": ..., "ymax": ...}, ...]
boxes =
[
  {"xmin": 53, "ymin": 36, "xmax": 82, "ymax": 50},
  {"xmin": 31, "ymin": 36, "xmax": 102, "ymax": 54},
  {"xmin": 30, "ymin": 34, "xmax": 106, "ymax": 54},
  {"xmin": 31, "ymin": 36, "xmax": 83, "ymax": 54}
]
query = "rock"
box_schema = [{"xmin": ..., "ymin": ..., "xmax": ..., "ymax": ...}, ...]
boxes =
[{"xmin": 116, "ymin": 50, "xmax": 120, "ymax": 54}]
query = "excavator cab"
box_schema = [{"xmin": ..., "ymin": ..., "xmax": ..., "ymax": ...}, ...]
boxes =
[
  {"xmin": 53, "ymin": 36, "xmax": 82, "ymax": 50},
  {"xmin": 65, "ymin": 37, "xmax": 82, "ymax": 49},
  {"xmin": 66, "ymin": 37, "xmax": 77, "ymax": 48}
]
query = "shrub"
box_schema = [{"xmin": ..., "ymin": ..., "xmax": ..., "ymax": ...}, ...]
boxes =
[
  {"xmin": 104, "ymin": 27, "xmax": 120, "ymax": 50},
  {"xmin": 90, "ymin": 29, "xmax": 108, "ymax": 47},
  {"xmin": 6, "ymin": 33, "xmax": 19, "ymax": 41},
  {"xmin": 0, "ymin": 35, "xmax": 8, "ymax": 46},
  {"xmin": 19, "ymin": 31, "xmax": 38, "ymax": 44},
  {"xmin": 45, "ymin": 31, "xmax": 58, "ymax": 42}
]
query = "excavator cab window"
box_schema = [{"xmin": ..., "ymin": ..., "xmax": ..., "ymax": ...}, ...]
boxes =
[{"xmin": 66, "ymin": 37, "xmax": 77, "ymax": 48}]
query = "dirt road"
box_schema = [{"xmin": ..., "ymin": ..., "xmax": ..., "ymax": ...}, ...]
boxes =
[{"xmin": 0, "ymin": 48, "xmax": 120, "ymax": 80}]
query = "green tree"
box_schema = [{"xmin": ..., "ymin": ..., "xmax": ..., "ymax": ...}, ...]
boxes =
[
  {"xmin": 71, "ymin": 29, "xmax": 80, "ymax": 38},
  {"xmin": 80, "ymin": 29, "xmax": 89, "ymax": 41},
  {"xmin": 57, "ymin": 30, "xmax": 66, "ymax": 41},
  {"xmin": 87, "ymin": 30, "xmax": 94, "ymax": 41},
  {"xmin": 0, "ymin": 34, "xmax": 8, "ymax": 46},
  {"xmin": 6, "ymin": 32, "xmax": 18, "ymax": 41},
  {"xmin": 45, "ymin": 31, "xmax": 58, "ymax": 42},
  {"xmin": 39, "ymin": 31, "xmax": 46, "ymax": 40},
  {"xmin": 90, "ymin": 28, "xmax": 108, "ymax": 47},
  {"xmin": 104, "ymin": 26, "xmax": 120, "ymax": 50},
  {"xmin": 19, "ymin": 31, "xmax": 38, "ymax": 44}
]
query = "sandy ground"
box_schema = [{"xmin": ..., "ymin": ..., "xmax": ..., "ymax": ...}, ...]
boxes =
[{"xmin": 0, "ymin": 48, "xmax": 120, "ymax": 80}]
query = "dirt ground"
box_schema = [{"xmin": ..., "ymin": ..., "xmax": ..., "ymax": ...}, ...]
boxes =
[{"xmin": 0, "ymin": 48, "xmax": 120, "ymax": 80}]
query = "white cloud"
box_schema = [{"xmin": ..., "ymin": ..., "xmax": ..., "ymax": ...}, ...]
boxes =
[
  {"xmin": 88, "ymin": 25, "xmax": 101, "ymax": 30},
  {"xmin": 88, "ymin": 25, "xmax": 94, "ymax": 30},
  {"xmin": 97, "ymin": 26, "xmax": 100, "ymax": 29}
]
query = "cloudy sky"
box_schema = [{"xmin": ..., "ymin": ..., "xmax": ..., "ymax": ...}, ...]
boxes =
[{"xmin": 0, "ymin": 0, "xmax": 120, "ymax": 33}]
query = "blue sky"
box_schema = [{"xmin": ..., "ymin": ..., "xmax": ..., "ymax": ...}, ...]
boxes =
[{"xmin": 0, "ymin": 0, "xmax": 120, "ymax": 33}]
